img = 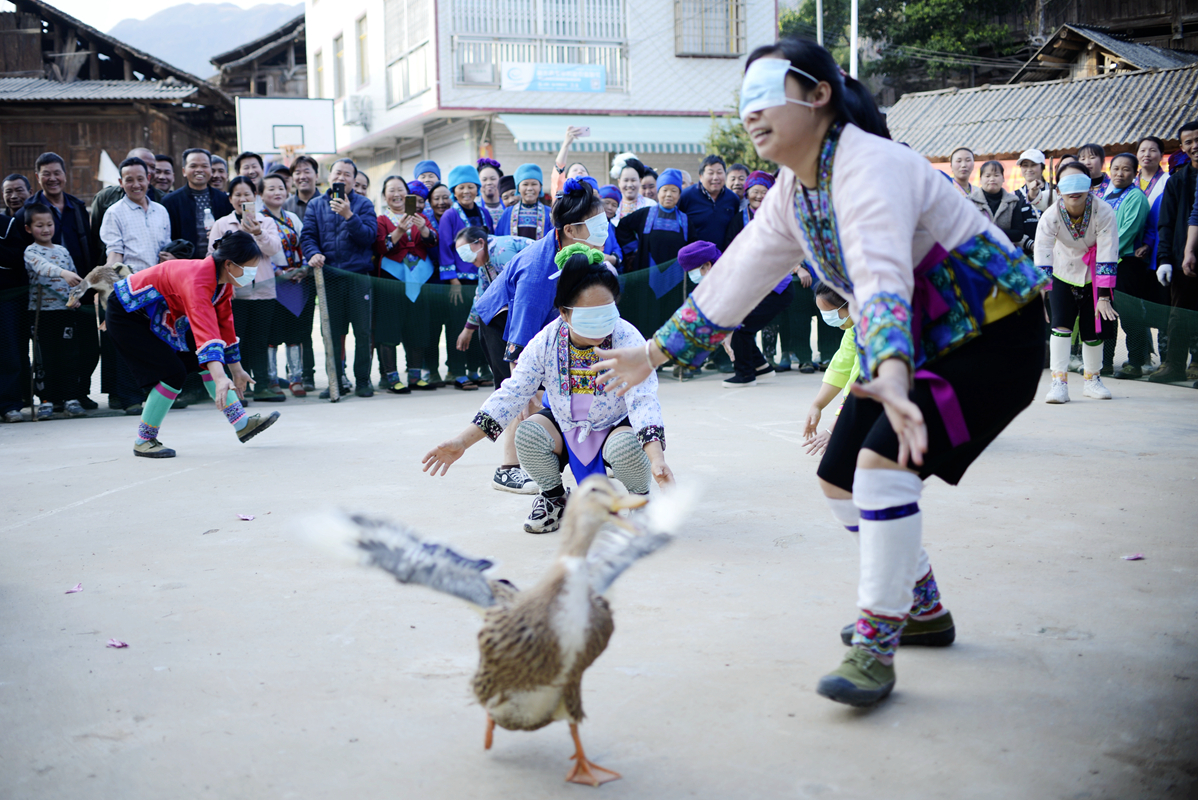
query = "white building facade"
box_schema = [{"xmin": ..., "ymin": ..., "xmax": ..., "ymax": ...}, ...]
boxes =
[{"xmin": 304, "ymin": 0, "xmax": 776, "ymax": 191}]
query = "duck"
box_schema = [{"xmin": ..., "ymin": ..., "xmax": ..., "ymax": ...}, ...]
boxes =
[{"xmin": 318, "ymin": 474, "xmax": 675, "ymax": 786}]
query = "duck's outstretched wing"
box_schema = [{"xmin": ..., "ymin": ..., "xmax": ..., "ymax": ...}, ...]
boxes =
[
  {"xmin": 586, "ymin": 524, "xmax": 673, "ymax": 596},
  {"xmin": 312, "ymin": 511, "xmax": 500, "ymax": 608}
]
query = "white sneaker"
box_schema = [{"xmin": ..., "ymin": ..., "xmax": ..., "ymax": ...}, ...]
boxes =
[
  {"xmin": 64, "ymin": 399, "xmax": 86, "ymax": 417},
  {"xmin": 492, "ymin": 466, "xmax": 539, "ymax": 494},
  {"xmin": 1083, "ymin": 376, "xmax": 1112, "ymax": 400},
  {"xmin": 524, "ymin": 491, "xmax": 568, "ymax": 534},
  {"xmin": 36, "ymin": 402, "xmax": 53, "ymax": 420},
  {"xmin": 1044, "ymin": 378, "xmax": 1070, "ymax": 404}
]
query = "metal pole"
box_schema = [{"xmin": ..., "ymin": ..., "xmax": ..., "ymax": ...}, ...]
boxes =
[
  {"xmin": 816, "ymin": 0, "xmax": 823, "ymax": 46},
  {"xmin": 312, "ymin": 264, "xmax": 340, "ymax": 402},
  {"xmin": 850, "ymin": 0, "xmax": 859, "ymax": 78},
  {"xmin": 30, "ymin": 285, "xmax": 43, "ymax": 421}
]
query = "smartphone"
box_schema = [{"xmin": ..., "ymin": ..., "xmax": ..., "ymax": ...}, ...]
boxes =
[
  {"xmin": 241, "ymin": 202, "xmax": 254, "ymax": 216},
  {"xmin": 404, "ymin": 194, "xmax": 419, "ymax": 215},
  {"xmin": 576, "ymin": 126, "xmax": 591, "ymax": 138},
  {"xmin": 331, "ymin": 182, "xmax": 346, "ymax": 200}
]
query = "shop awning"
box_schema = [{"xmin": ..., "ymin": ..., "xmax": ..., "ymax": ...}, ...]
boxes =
[{"xmin": 498, "ymin": 113, "xmax": 714, "ymax": 154}]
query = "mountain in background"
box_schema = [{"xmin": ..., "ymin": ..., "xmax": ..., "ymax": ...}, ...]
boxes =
[{"xmin": 109, "ymin": 3, "xmax": 303, "ymax": 79}]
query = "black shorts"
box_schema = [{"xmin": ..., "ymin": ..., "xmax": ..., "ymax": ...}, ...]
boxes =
[
  {"xmin": 534, "ymin": 407, "xmax": 631, "ymax": 471},
  {"xmin": 106, "ymin": 295, "xmax": 201, "ymax": 391},
  {"xmin": 816, "ymin": 297, "xmax": 1045, "ymax": 491},
  {"xmin": 1049, "ymin": 279, "xmax": 1114, "ymax": 341}
]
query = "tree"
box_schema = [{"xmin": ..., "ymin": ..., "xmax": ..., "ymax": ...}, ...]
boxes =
[
  {"xmin": 779, "ymin": 0, "xmax": 1025, "ymax": 87},
  {"xmin": 702, "ymin": 108, "xmax": 776, "ymax": 173}
]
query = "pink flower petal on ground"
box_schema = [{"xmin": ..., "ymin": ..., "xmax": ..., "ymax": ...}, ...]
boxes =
[
  {"xmin": 1121, "ymin": 553, "xmax": 1144, "ymax": 561},
  {"xmin": 238, "ymin": 514, "xmax": 255, "ymax": 521},
  {"xmin": 106, "ymin": 639, "xmax": 128, "ymax": 648},
  {"xmin": 65, "ymin": 583, "xmax": 83, "ymax": 594}
]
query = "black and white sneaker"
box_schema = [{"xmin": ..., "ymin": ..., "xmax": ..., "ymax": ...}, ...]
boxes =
[
  {"xmin": 722, "ymin": 374, "xmax": 756, "ymax": 388},
  {"xmin": 524, "ymin": 491, "xmax": 569, "ymax": 534},
  {"xmin": 493, "ymin": 466, "xmax": 539, "ymax": 494}
]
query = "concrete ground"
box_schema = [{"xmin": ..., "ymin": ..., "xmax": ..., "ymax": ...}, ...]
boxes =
[{"xmin": 2, "ymin": 363, "xmax": 1196, "ymax": 799}]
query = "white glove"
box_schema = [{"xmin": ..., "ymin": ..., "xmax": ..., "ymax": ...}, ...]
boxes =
[{"xmin": 1157, "ymin": 263, "xmax": 1172, "ymax": 286}]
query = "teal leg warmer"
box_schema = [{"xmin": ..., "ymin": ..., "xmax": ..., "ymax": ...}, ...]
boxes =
[
  {"xmin": 201, "ymin": 373, "xmax": 248, "ymax": 430},
  {"xmin": 136, "ymin": 381, "xmax": 179, "ymax": 443}
]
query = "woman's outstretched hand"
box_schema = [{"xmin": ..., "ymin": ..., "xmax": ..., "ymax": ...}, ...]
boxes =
[
  {"xmin": 422, "ymin": 437, "xmax": 466, "ymax": 476},
  {"xmin": 595, "ymin": 345, "xmax": 654, "ymax": 397},
  {"xmin": 849, "ymin": 360, "xmax": 927, "ymax": 468}
]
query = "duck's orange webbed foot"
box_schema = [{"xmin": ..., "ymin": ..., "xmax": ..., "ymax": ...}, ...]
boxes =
[
  {"xmin": 565, "ymin": 722, "xmax": 621, "ymax": 787},
  {"xmin": 484, "ymin": 714, "xmax": 495, "ymax": 750}
]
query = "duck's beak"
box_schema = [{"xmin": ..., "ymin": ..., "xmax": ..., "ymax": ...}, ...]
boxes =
[{"xmin": 610, "ymin": 494, "xmax": 648, "ymax": 511}]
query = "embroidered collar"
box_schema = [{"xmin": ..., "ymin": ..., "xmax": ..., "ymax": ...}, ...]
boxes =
[
  {"xmin": 792, "ymin": 121, "xmax": 850, "ymax": 293},
  {"xmin": 556, "ymin": 321, "xmax": 612, "ymax": 396},
  {"xmin": 1057, "ymin": 193, "xmax": 1092, "ymax": 240},
  {"xmin": 452, "ymin": 200, "xmax": 483, "ymax": 227},
  {"xmin": 515, "ymin": 202, "xmax": 547, "ymax": 236},
  {"xmin": 1139, "ymin": 169, "xmax": 1163, "ymax": 196}
]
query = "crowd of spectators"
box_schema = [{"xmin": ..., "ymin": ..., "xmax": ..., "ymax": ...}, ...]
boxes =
[{"xmin": 3, "ymin": 121, "xmax": 1197, "ymax": 422}]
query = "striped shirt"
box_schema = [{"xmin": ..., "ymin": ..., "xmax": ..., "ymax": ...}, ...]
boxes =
[{"xmin": 99, "ymin": 195, "xmax": 171, "ymax": 272}]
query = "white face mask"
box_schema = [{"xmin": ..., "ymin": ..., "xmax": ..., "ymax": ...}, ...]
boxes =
[
  {"xmin": 688, "ymin": 268, "xmax": 703, "ymax": 284},
  {"xmin": 578, "ymin": 212, "xmax": 608, "ymax": 247},
  {"xmin": 566, "ymin": 302, "xmax": 620, "ymax": 339},
  {"xmin": 740, "ymin": 58, "xmax": 820, "ymax": 121},
  {"xmin": 820, "ymin": 300, "xmax": 848, "ymax": 328},
  {"xmin": 231, "ymin": 263, "xmax": 257, "ymax": 287},
  {"xmin": 456, "ymin": 243, "xmax": 476, "ymax": 262}
]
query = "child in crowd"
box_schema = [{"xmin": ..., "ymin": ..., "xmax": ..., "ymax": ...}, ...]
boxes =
[{"xmin": 23, "ymin": 203, "xmax": 86, "ymax": 420}]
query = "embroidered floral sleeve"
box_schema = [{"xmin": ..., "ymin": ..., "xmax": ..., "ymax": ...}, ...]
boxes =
[
  {"xmin": 472, "ymin": 411, "xmax": 504, "ymax": 442},
  {"xmin": 223, "ymin": 342, "xmax": 241, "ymax": 363},
  {"xmin": 857, "ymin": 292, "xmax": 914, "ymax": 377},
  {"xmin": 653, "ymin": 295, "xmax": 735, "ymax": 367},
  {"xmin": 636, "ymin": 425, "xmax": 665, "ymax": 449}
]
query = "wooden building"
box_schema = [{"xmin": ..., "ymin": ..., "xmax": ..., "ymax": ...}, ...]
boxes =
[
  {"xmin": 210, "ymin": 14, "xmax": 307, "ymax": 99},
  {"xmin": 0, "ymin": 0, "xmax": 235, "ymax": 203}
]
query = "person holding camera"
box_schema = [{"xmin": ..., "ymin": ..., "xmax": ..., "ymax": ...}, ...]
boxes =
[
  {"xmin": 207, "ymin": 176, "xmax": 281, "ymax": 401},
  {"xmin": 300, "ymin": 158, "xmax": 379, "ymax": 398}
]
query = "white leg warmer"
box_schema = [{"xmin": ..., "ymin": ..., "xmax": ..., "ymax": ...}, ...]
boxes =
[
  {"xmin": 1081, "ymin": 341, "xmax": 1103, "ymax": 379},
  {"xmin": 1049, "ymin": 330, "xmax": 1071, "ymax": 380},
  {"xmin": 824, "ymin": 497, "xmax": 860, "ymax": 536},
  {"xmin": 852, "ymin": 469, "xmax": 925, "ymax": 620}
]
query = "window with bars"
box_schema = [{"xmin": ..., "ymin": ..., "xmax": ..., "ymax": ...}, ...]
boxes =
[
  {"xmin": 450, "ymin": 0, "xmax": 628, "ymax": 90},
  {"xmin": 674, "ymin": 0, "xmax": 745, "ymax": 57},
  {"xmin": 357, "ymin": 15, "xmax": 370, "ymax": 86},
  {"xmin": 384, "ymin": 0, "xmax": 433, "ymax": 106},
  {"xmin": 333, "ymin": 34, "xmax": 345, "ymax": 98}
]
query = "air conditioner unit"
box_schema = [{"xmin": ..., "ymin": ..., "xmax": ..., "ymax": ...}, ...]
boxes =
[{"xmin": 344, "ymin": 95, "xmax": 372, "ymax": 130}]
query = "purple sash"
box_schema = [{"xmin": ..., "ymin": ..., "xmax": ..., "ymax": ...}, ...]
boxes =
[{"xmin": 910, "ymin": 242, "xmax": 970, "ymax": 448}]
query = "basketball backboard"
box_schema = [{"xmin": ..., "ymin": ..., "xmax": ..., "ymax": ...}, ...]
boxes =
[{"xmin": 236, "ymin": 98, "xmax": 337, "ymax": 155}]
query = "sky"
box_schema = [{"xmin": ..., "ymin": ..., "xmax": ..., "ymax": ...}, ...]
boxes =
[{"xmin": 1, "ymin": 0, "xmax": 277, "ymax": 33}]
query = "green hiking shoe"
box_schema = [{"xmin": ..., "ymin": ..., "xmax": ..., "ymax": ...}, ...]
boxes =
[
  {"xmin": 816, "ymin": 647, "xmax": 896, "ymax": 707},
  {"xmin": 237, "ymin": 411, "xmax": 280, "ymax": 443},
  {"xmin": 134, "ymin": 438, "xmax": 176, "ymax": 458},
  {"xmin": 841, "ymin": 611, "xmax": 956, "ymax": 647}
]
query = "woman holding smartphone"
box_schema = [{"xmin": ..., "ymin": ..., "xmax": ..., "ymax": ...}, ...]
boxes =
[
  {"xmin": 375, "ymin": 174, "xmax": 437, "ymax": 392},
  {"xmin": 208, "ymin": 175, "xmax": 282, "ymax": 400}
]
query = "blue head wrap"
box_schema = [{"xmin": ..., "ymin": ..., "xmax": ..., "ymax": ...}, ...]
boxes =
[
  {"xmin": 598, "ymin": 184, "xmax": 621, "ymax": 201},
  {"xmin": 406, "ymin": 180, "xmax": 429, "ymax": 199},
  {"xmin": 448, "ymin": 164, "xmax": 482, "ymax": 190},
  {"xmin": 515, "ymin": 163, "xmax": 544, "ymax": 187},
  {"xmin": 657, "ymin": 169, "xmax": 684, "ymax": 189},
  {"xmin": 414, "ymin": 160, "xmax": 440, "ymax": 180}
]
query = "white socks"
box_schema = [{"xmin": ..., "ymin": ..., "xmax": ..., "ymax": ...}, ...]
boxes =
[{"xmin": 852, "ymin": 469, "xmax": 924, "ymax": 619}]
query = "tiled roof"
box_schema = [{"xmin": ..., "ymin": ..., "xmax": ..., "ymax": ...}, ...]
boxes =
[
  {"xmin": 0, "ymin": 77, "xmax": 198, "ymax": 102},
  {"xmin": 887, "ymin": 64, "xmax": 1198, "ymax": 160},
  {"xmin": 1075, "ymin": 26, "xmax": 1198, "ymax": 71},
  {"xmin": 1010, "ymin": 24, "xmax": 1198, "ymax": 84}
]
